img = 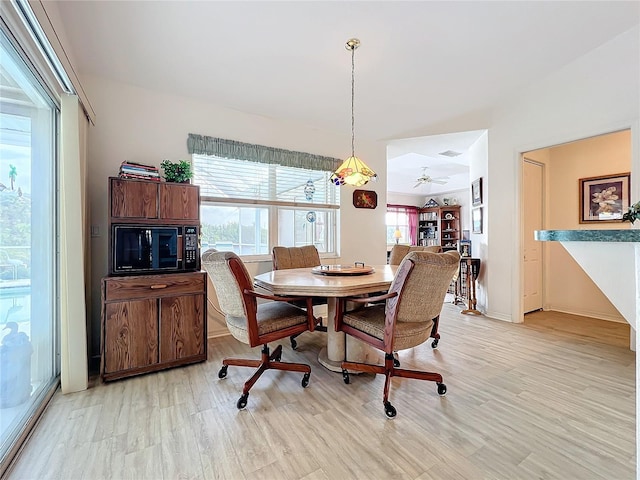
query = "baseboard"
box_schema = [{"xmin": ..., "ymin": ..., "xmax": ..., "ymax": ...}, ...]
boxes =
[
  {"xmin": 543, "ymin": 305, "xmax": 627, "ymax": 324},
  {"xmin": 482, "ymin": 310, "xmax": 512, "ymax": 322},
  {"xmin": 208, "ymin": 331, "xmax": 232, "ymax": 339}
]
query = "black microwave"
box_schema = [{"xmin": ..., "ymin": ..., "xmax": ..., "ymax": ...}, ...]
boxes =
[{"xmin": 111, "ymin": 225, "xmax": 199, "ymax": 275}]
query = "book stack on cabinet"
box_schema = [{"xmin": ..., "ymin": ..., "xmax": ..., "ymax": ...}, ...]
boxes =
[{"xmin": 118, "ymin": 161, "xmax": 161, "ymax": 182}]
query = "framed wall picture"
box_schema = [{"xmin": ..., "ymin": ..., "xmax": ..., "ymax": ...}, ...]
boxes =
[
  {"xmin": 471, "ymin": 177, "xmax": 483, "ymax": 206},
  {"xmin": 472, "ymin": 207, "xmax": 483, "ymax": 234},
  {"xmin": 459, "ymin": 239, "xmax": 472, "ymax": 257},
  {"xmin": 579, "ymin": 172, "xmax": 630, "ymax": 223},
  {"xmin": 353, "ymin": 189, "xmax": 377, "ymax": 209}
]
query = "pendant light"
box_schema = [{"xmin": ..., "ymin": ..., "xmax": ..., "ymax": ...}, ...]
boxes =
[{"xmin": 330, "ymin": 38, "xmax": 377, "ymax": 187}]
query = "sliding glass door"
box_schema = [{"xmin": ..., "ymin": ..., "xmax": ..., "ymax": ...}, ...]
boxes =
[{"xmin": 0, "ymin": 30, "xmax": 59, "ymax": 467}]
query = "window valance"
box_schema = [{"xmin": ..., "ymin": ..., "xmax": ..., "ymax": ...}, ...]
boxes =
[{"xmin": 187, "ymin": 133, "xmax": 341, "ymax": 172}]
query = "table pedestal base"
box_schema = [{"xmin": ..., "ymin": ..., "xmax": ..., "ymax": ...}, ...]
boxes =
[
  {"xmin": 317, "ymin": 297, "xmax": 382, "ymax": 373},
  {"xmin": 318, "ymin": 347, "xmax": 343, "ymax": 372},
  {"xmin": 318, "ymin": 346, "xmax": 380, "ymax": 374}
]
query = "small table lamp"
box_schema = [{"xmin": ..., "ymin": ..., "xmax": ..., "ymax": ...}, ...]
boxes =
[{"xmin": 393, "ymin": 229, "xmax": 402, "ymax": 244}]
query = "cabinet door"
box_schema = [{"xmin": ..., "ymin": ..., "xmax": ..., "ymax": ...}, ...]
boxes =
[
  {"xmin": 110, "ymin": 178, "xmax": 158, "ymax": 219},
  {"xmin": 160, "ymin": 294, "xmax": 205, "ymax": 362},
  {"xmin": 159, "ymin": 183, "xmax": 199, "ymax": 221},
  {"xmin": 104, "ymin": 299, "xmax": 158, "ymax": 373}
]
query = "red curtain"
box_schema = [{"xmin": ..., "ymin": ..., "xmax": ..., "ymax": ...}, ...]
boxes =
[{"xmin": 387, "ymin": 204, "xmax": 419, "ymax": 245}]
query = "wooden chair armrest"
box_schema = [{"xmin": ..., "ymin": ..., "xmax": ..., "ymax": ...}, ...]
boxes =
[
  {"xmin": 244, "ymin": 288, "xmax": 311, "ymax": 303},
  {"xmin": 343, "ymin": 291, "xmax": 397, "ymax": 304},
  {"xmin": 244, "ymin": 289, "xmax": 315, "ymax": 332}
]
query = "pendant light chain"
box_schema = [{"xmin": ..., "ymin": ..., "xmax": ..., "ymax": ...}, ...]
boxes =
[{"xmin": 351, "ymin": 45, "xmax": 356, "ymax": 159}]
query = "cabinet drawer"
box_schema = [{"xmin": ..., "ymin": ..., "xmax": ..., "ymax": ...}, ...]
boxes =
[{"xmin": 103, "ymin": 272, "xmax": 205, "ymax": 302}]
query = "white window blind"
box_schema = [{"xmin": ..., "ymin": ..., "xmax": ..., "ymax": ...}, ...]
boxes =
[{"xmin": 193, "ymin": 154, "xmax": 340, "ymax": 207}]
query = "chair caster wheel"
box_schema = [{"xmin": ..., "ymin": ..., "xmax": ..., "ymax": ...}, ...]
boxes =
[
  {"xmin": 290, "ymin": 337, "xmax": 298, "ymax": 350},
  {"xmin": 393, "ymin": 356, "xmax": 400, "ymax": 368},
  {"xmin": 431, "ymin": 338, "xmax": 439, "ymax": 348},
  {"xmin": 342, "ymin": 369, "xmax": 350, "ymax": 384},
  {"xmin": 437, "ymin": 383, "xmax": 447, "ymax": 396},
  {"xmin": 218, "ymin": 365, "xmax": 228, "ymax": 379},
  {"xmin": 384, "ymin": 402, "xmax": 397, "ymax": 418},
  {"xmin": 301, "ymin": 372, "xmax": 310, "ymax": 388},
  {"xmin": 237, "ymin": 393, "xmax": 249, "ymax": 409}
]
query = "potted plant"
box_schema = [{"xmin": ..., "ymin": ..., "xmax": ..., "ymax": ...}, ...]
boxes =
[
  {"xmin": 622, "ymin": 200, "xmax": 640, "ymax": 224},
  {"xmin": 160, "ymin": 159, "xmax": 192, "ymax": 183}
]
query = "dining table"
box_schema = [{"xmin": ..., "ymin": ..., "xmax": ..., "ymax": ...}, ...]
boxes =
[{"xmin": 254, "ymin": 264, "xmax": 397, "ymax": 372}]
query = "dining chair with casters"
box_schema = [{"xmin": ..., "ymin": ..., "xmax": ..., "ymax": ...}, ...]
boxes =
[
  {"xmin": 386, "ymin": 244, "xmax": 445, "ymax": 367},
  {"xmin": 272, "ymin": 245, "xmax": 327, "ymax": 350},
  {"xmin": 202, "ymin": 250, "xmax": 317, "ymax": 409},
  {"xmin": 335, "ymin": 250, "xmax": 460, "ymax": 418}
]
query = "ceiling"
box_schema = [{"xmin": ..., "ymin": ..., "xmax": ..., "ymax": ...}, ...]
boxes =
[{"xmin": 52, "ymin": 1, "xmax": 639, "ymax": 196}]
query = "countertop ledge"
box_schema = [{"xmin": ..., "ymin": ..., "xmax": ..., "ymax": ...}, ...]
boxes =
[{"xmin": 535, "ymin": 229, "xmax": 640, "ymax": 242}]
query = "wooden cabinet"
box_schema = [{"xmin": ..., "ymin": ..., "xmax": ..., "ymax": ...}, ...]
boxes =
[
  {"xmin": 418, "ymin": 205, "xmax": 461, "ymax": 251},
  {"xmin": 440, "ymin": 205, "xmax": 461, "ymax": 252},
  {"xmin": 101, "ymin": 272, "xmax": 207, "ymax": 381},
  {"xmin": 109, "ymin": 177, "xmax": 199, "ymax": 223},
  {"xmin": 159, "ymin": 183, "xmax": 199, "ymax": 221}
]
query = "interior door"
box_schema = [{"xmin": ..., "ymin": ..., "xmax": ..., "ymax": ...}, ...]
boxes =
[{"xmin": 523, "ymin": 159, "xmax": 544, "ymax": 313}]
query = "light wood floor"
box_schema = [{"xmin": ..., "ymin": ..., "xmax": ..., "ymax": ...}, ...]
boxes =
[{"xmin": 6, "ymin": 305, "xmax": 635, "ymax": 479}]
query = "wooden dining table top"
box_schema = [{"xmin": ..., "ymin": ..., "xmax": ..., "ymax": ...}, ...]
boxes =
[{"xmin": 254, "ymin": 264, "xmax": 397, "ymax": 297}]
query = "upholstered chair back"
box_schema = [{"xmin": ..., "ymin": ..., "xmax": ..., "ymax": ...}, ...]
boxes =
[
  {"xmin": 388, "ymin": 250, "xmax": 460, "ymax": 326},
  {"xmin": 388, "ymin": 244, "xmax": 442, "ymax": 266},
  {"xmin": 272, "ymin": 245, "xmax": 321, "ymax": 270},
  {"xmin": 201, "ymin": 249, "xmax": 258, "ymax": 343}
]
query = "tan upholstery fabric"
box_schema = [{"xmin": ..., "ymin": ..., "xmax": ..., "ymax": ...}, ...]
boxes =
[
  {"xmin": 201, "ymin": 249, "xmax": 245, "ymax": 318},
  {"xmin": 272, "ymin": 245, "xmax": 321, "ymax": 270},
  {"xmin": 201, "ymin": 249, "xmax": 309, "ymax": 345},
  {"xmin": 342, "ymin": 250, "xmax": 459, "ymax": 351},
  {"xmin": 226, "ymin": 302, "xmax": 308, "ymax": 344},
  {"xmin": 341, "ymin": 304, "xmax": 433, "ymax": 350},
  {"xmin": 388, "ymin": 244, "xmax": 442, "ymax": 265}
]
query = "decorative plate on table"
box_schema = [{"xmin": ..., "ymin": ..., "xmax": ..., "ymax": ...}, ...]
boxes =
[{"xmin": 311, "ymin": 264, "xmax": 375, "ymax": 276}]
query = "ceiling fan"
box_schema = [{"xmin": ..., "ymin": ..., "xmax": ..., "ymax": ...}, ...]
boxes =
[{"xmin": 413, "ymin": 167, "xmax": 449, "ymax": 188}]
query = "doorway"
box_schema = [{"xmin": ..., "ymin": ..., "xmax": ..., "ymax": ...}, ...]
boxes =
[{"xmin": 520, "ymin": 129, "xmax": 632, "ymax": 330}]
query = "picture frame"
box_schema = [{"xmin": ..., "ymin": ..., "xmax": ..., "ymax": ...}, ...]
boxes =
[
  {"xmin": 472, "ymin": 207, "xmax": 483, "ymax": 234},
  {"xmin": 471, "ymin": 177, "xmax": 483, "ymax": 206},
  {"xmin": 459, "ymin": 239, "xmax": 472, "ymax": 257},
  {"xmin": 353, "ymin": 189, "xmax": 377, "ymax": 209},
  {"xmin": 579, "ymin": 172, "xmax": 630, "ymax": 223}
]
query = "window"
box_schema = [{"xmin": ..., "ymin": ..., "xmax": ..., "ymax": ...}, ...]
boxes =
[
  {"xmin": 0, "ymin": 30, "xmax": 58, "ymax": 467},
  {"xmin": 193, "ymin": 154, "xmax": 339, "ymax": 258},
  {"xmin": 386, "ymin": 205, "xmax": 418, "ymax": 245}
]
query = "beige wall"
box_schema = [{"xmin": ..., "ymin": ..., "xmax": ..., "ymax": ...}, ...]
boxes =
[{"xmin": 526, "ymin": 130, "xmax": 630, "ymax": 322}]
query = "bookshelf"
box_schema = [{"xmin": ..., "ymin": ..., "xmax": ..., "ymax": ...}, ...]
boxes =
[{"xmin": 417, "ymin": 205, "xmax": 461, "ymax": 251}]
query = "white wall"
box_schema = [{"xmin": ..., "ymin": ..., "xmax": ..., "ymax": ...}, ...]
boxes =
[
  {"xmin": 467, "ymin": 131, "xmax": 489, "ymax": 311},
  {"xmin": 387, "ymin": 192, "xmax": 423, "ymax": 207},
  {"xmin": 485, "ymin": 26, "xmax": 639, "ymax": 322},
  {"xmin": 83, "ymin": 75, "xmax": 387, "ymax": 356}
]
